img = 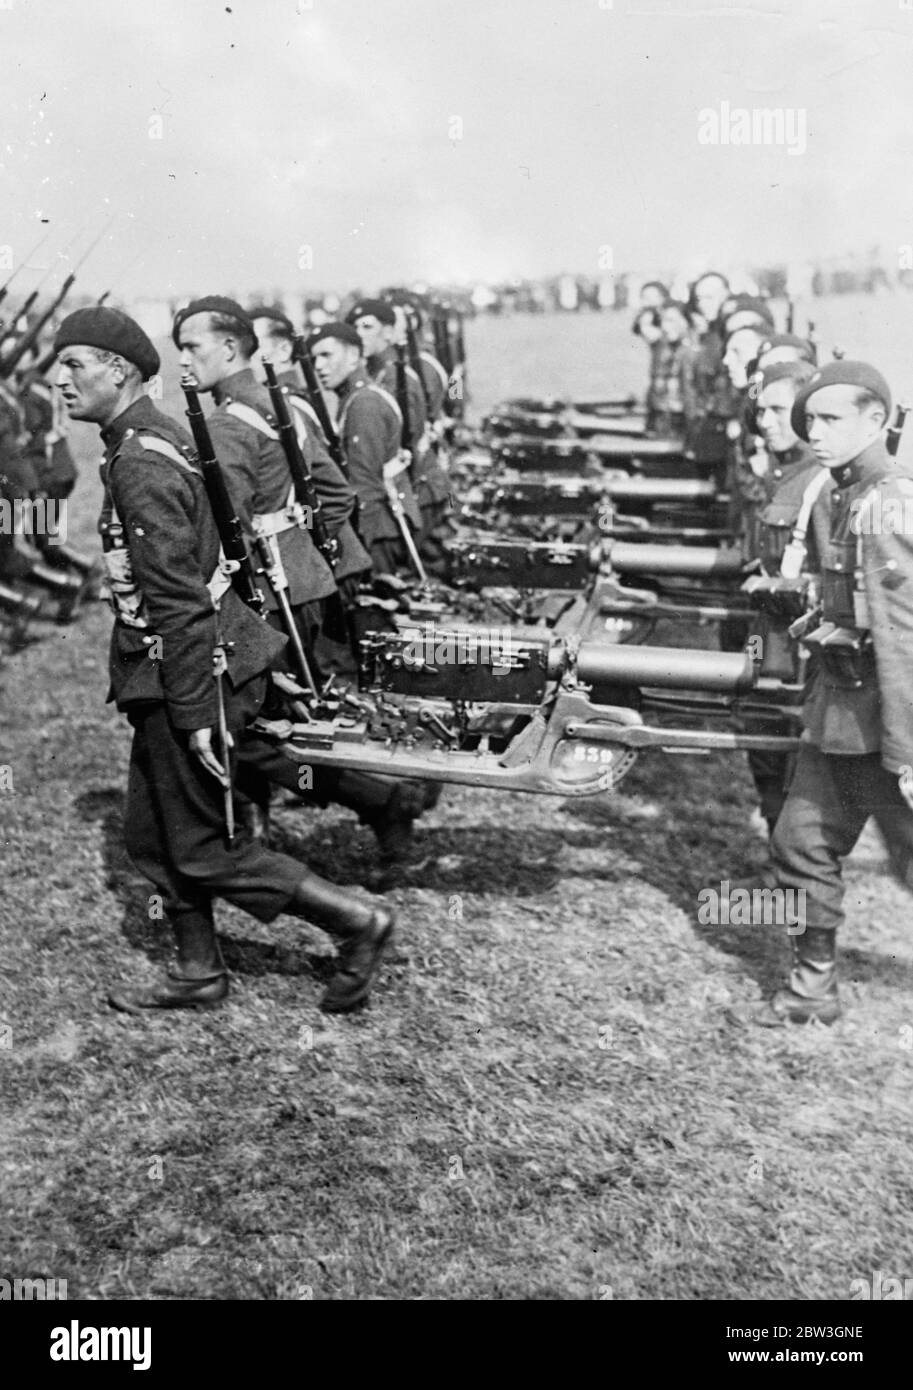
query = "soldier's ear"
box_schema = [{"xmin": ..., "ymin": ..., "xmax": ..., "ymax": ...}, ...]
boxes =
[{"xmin": 111, "ymin": 355, "xmax": 129, "ymax": 384}]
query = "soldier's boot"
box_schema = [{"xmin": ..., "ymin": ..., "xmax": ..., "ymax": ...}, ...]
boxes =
[
  {"xmin": 754, "ymin": 927, "xmax": 841, "ymax": 1027},
  {"xmin": 285, "ymin": 871, "xmax": 395, "ymax": 1013},
  {"xmin": 108, "ymin": 912, "xmax": 229, "ymax": 1015},
  {"xmin": 328, "ymin": 768, "xmax": 433, "ymax": 865}
]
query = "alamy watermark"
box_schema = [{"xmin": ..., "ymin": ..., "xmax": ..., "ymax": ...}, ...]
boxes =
[
  {"xmin": 698, "ymin": 102, "xmax": 807, "ymax": 157},
  {"xmin": 401, "ymin": 625, "xmax": 514, "ymax": 674},
  {"xmin": 0, "ymin": 1275, "xmax": 68, "ymax": 1299},
  {"xmin": 850, "ymin": 1269, "xmax": 912, "ymax": 1300},
  {"xmin": 0, "ymin": 497, "xmax": 67, "ymax": 545},
  {"xmin": 850, "ymin": 490, "xmax": 913, "ymax": 536},
  {"xmin": 697, "ymin": 879, "xmax": 806, "ymax": 934}
]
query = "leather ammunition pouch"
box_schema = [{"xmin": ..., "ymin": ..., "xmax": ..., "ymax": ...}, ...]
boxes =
[{"xmin": 802, "ymin": 621, "xmax": 874, "ymax": 689}]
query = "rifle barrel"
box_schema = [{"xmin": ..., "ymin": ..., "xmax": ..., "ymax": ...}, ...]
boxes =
[
  {"xmin": 261, "ymin": 357, "xmax": 337, "ymax": 569},
  {"xmin": 181, "ymin": 375, "xmax": 266, "ymax": 613}
]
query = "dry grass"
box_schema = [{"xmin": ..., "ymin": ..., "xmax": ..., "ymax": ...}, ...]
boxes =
[{"xmin": 1, "ymin": 302, "xmax": 912, "ymax": 1301}]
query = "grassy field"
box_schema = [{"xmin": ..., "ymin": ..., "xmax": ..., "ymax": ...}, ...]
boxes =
[{"xmin": 2, "ymin": 299, "xmax": 913, "ymax": 1301}]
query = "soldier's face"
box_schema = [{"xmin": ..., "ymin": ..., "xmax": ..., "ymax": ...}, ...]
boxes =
[
  {"xmin": 693, "ymin": 276, "xmax": 728, "ymax": 322},
  {"xmin": 804, "ymin": 385, "xmax": 885, "ymax": 468},
  {"xmin": 177, "ymin": 314, "xmax": 234, "ymax": 392},
  {"xmin": 352, "ymin": 315, "xmax": 389, "ymax": 359},
  {"xmin": 312, "ymin": 339, "xmax": 359, "ymax": 391},
  {"xmin": 723, "ymin": 329, "xmax": 764, "ymax": 389},
  {"xmin": 55, "ymin": 345, "xmax": 122, "ymax": 423},
  {"xmin": 757, "ymin": 379, "xmax": 799, "ymax": 454},
  {"xmin": 640, "ymin": 285, "xmax": 666, "ymax": 309}
]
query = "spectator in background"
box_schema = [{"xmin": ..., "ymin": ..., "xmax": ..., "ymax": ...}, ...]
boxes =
[
  {"xmin": 649, "ymin": 300, "xmax": 695, "ymax": 437},
  {"xmin": 632, "ymin": 306, "xmax": 664, "ymax": 430}
]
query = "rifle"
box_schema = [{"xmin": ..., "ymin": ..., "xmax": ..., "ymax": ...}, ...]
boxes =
[
  {"xmin": 405, "ymin": 319, "xmax": 432, "ymax": 415},
  {"xmin": 181, "ymin": 375, "xmax": 267, "ymax": 614},
  {"xmin": 0, "ymin": 221, "xmax": 112, "ymax": 379},
  {"xmin": 261, "ymin": 358, "xmax": 339, "ymax": 571},
  {"xmin": 251, "ymin": 622, "xmax": 801, "ymax": 799},
  {"xmin": 394, "ymin": 341, "xmax": 413, "ymax": 454},
  {"xmin": 382, "ymin": 343, "xmax": 427, "ymax": 583},
  {"xmin": 431, "ymin": 305, "xmax": 457, "ymax": 420},
  {"xmin": 290, "ymin": 333, "xmax": 348, "ymax": 471},
  {"xmin": 887, "ymin": 403, "xmax": 910, "ymax": 458}
]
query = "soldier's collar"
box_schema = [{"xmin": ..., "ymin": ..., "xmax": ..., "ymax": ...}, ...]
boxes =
[
  {"xmin": 100, "ymin": 395, "xmax": 159, "ymax": 450},
  {"xmin": 338, "ymin": 369, "xmax": 366, "ymax": 397},
  {"xmin": 212, "ymin": 366, "xmax": 257, "ymax": 404},
  {"xmin": 830, "ymin": 438, "xmax": 889, "ymax": 489}
]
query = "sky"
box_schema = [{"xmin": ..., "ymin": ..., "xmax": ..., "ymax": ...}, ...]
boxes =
[{"xmin": 2, "ymin": 0, "xmax": 913, "ymax": 301}]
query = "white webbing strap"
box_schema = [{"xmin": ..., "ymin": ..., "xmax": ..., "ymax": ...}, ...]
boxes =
[
  {"xmin": 138, "ymin": 434, "xmax": 232, "ymax": 605},
  {"xmin": 225, "ymin": 400, "xmax": 279, "ymax": 439}
]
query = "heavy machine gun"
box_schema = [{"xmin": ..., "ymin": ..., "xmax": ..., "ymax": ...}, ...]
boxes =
[{"xmin": 252, "ymin": 622, "xmax": 801, "ymax": 799}]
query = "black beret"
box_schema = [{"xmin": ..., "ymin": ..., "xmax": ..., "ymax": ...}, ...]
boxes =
[
  {"xmin": 756, "ymin": 360, "xmax": 816, "ymax": 394},
  {"xmin": 757, "ymin": 332, "xmax": 817, "ymax": 366},
  {"xmin": 172, "ymin": 296, "xmax": 258, "ymax": 349},
  {"xmin": 308, "ymin": 322, "xmax": 362, "ymax": 351},
  {"xmin": 54, "ymin": 308, "xmax": 160, "ymax": 381},
  {"xmin": 249, "ymin": 304, "xmax": 294, "ymax": 336},
  {"xmin": 790, "ymin": 361, "xmax": 892, "ymax": 442},
  {"xmin": 744, "ymin": 360, "xmax": 815, "ymax": 429},
  {"xmin": 345, "ymin": 297, "xmax": 396, "ymax": 328},
  {"xmin": 382, "ymin": 287, "xmax": 426, "ymax": 325}
]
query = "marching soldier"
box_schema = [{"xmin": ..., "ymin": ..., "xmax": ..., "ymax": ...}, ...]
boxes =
[
  {"xmin": 173, "ymin": 298, "xmax": 434, "ymax": 870},
  {"xmin": 386, "ymin": 294, "xmax": 453, "ymax": 562},
  {"xmin": 53, "ymin": 306, "xmax": 394, "ymax": 1015},
  {"xmin": 346, "ymin": 297, "xmax": 450, "ymax": 553},
  {"xmin": 249, "ymin": 305, "xmax": 373, "ymax": 631},
  {"xmin": 756, "ymin": 361, "xmax": 913, "ymax": 1025},
  {"xmin": 308, "ymin": 320, "xmax": 423, "ymax": 578},
  {"xmin": 173, "ymin": 296, "xmax": 336, "ymax": 662}
]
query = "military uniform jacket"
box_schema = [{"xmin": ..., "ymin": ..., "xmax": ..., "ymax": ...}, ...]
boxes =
[
  {"xmin": 278, "ymin": 370, "xmax": 371, "ymax": 581},
  {"xmin": 100, "ymin": 397, "xmax": 285, "ymax": 731},
  {"xmin": 370, "ymin": 349, "xmax": 450, "ymax": 507},
  {"xmin": 757, "ymin": 443, "xmax": 832, "ymax": 575},
  {"xmin": 336, "ymin": 369, "xmax": 422, "ymax": 544},
  {"xmin": 802, "ymin": 439, "xmax": 913, "ymax": 771},
  {"xmin": 208, "ymin": 368, "xmax": 336, "ymax": 610},
  {"xmin": 417, "ymin": 350, "xmax": 448, "ymax": 419}
]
